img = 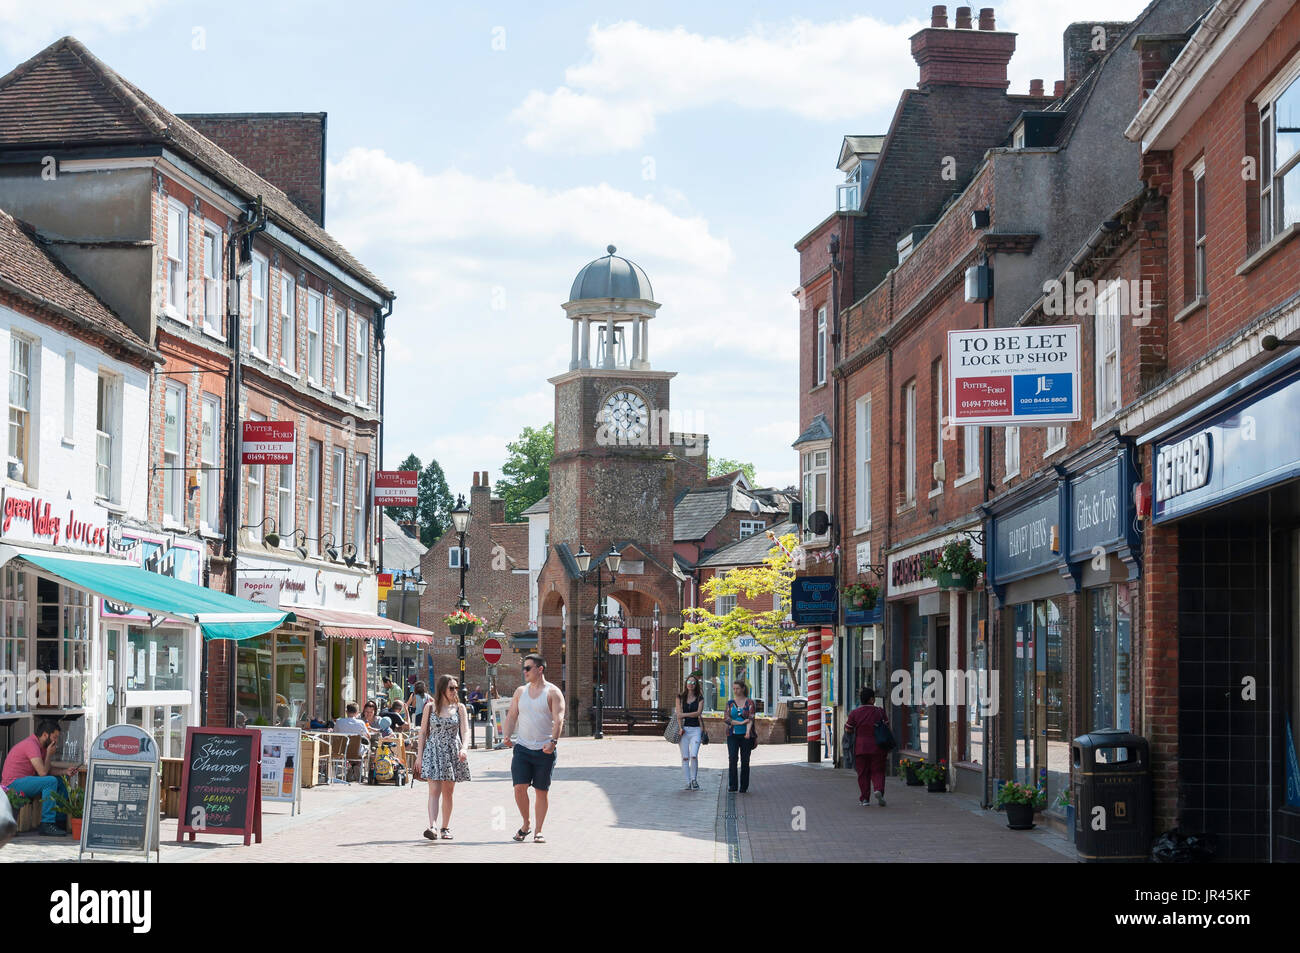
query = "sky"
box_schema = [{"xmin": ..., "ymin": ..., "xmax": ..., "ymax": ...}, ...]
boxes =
[{"xmin": 0, "ymin": 0, "xmax": 1151, "ymax": 495}]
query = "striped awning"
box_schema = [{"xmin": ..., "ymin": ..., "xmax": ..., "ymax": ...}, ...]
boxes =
[{"xmin": 289, "ymin": 606, "xmax": 433, "ymax": 644}]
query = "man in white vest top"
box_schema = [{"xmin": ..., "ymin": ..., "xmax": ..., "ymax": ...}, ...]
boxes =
[{"xmin": 502, "ymin": 652, "xmax": 565, "ymax": 843}]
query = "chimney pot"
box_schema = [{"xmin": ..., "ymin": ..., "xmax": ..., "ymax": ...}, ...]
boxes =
[
  {"xmin": 930, "ymin": 4, "xmax": 948, "ymax": 28},
  {"xmin": 955, "ymin": 6, "xmax": 973, "ymax": 28},
  {"xmin": 978, "ymin": 7, "xmax": 995, "ymax": 30},
  {"xmin": 1030, "ymin": 78, "xmax": 1044, "ymax": 96},
  {"xmin": 483, "ymin": 471, "xmax": 490, "ymax": 487},
  {"xmin": 1053, "ymin": 79, "xmax": 1066, "ymax": 97},
  {"xmin": 472, "ymin": 471, "xmax": 479, "ymax": 487}
]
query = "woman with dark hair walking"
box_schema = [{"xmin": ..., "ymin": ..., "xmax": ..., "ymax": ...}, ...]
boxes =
[
  {"xmin": 675, "ymin": 674, "xmax": 705, "ymax": 790},
  {"xmin": 845, "ymin": 686, "xmax": 889, "ymax": 806},
  {"xmin": 725, "ymin": 679, "xmax": 756, "ymax": 793},
  {"xmin": 418, "ymin": 674, "xmax": 470, "ymax": 840}
]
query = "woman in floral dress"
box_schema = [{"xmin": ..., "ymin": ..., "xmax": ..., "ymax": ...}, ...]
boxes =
[{"xmin": 418, "ymin": 674, "xmax": 470, "ymax": 841}]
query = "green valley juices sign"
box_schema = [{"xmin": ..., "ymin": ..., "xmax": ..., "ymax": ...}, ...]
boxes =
[{"xmin": 1, "ymin": 491, "xmax": 108, "ymax": 552}]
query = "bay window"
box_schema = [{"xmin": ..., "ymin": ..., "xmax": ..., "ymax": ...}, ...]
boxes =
[{"xmin": 800, "ymin": 446, "xmax": 830, "ymax": 542}]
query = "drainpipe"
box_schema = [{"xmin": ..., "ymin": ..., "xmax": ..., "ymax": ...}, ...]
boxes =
[
  {"xmin": 820, "ymin": 231, "xmax": 843, "ymax": 765},
  {"xmin": 375, "ymin": 298, "xmax": 393, "ymax": 574},
  {"xmin": 981, "ymin": 251, "xmax": 993, "ymax": 809}
]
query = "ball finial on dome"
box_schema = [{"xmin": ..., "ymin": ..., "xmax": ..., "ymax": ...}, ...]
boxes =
[{"xmin": 606, "ymin": 244, "xmax": 617, "ymax": 255}]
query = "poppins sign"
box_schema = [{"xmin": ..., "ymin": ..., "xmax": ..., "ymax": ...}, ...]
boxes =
[
  {"xmin": 948, "ymin": 326, "xmax": 1081, "ymax": 426},
  {"xmin": 241, "ymin": 421, "xmax": 296, "ymax": 465},
  {"xmin": 374, "ymin": 470, "xmax": 418, "ymax": 507},
  {"xmin": 238, "ymin": 575, "xmax": 283, "ymax": 606},
  {"xmin": 0, "ymin": 491, "xmax": 108, "ymax": 553}
]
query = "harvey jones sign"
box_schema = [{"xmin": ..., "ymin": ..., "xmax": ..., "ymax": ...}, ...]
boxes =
[{"xmin": 1, "ymin": 491, "xmax": 108, "ymax": 553}]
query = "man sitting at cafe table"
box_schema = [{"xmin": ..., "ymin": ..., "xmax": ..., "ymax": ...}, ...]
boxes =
[
  {"xmin": 334, "ymin": 703, "xmax": 372, "ymax": 746},
  {"xmin": 380, "ymin": 699, "xmax": 408, "ymax": 732},
  {"xmin": 1, "ymin": 718, "xmax": 78, "ymax": 836}
]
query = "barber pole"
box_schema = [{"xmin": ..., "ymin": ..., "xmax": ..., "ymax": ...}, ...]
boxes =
[{"xmin": 807, "ymin": 628, "xmax": 822, "ymax": 763}]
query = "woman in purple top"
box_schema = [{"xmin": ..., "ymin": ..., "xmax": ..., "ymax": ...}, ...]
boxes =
[{"xmin": 845, "ymin": 686, "xmax": 889, "ymax": 806}]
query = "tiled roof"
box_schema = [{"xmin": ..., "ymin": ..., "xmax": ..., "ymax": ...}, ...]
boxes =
[
  {"xmin": 491, "ymin": 523, "xmax": 529, "ymax": 566},
  {"xmin": 673, "ymin": 487, "xmax": 731, "ymax": 541},
  {"xmin": 698, "ymin": 521, "xmax": 798, "ymax": 569},
  {"xmin": 380, "ymin": 514, "xmax": 427, "ymax": 573},
  {"xmin": 520, "ymin": 495, "xmax": 549, "ymax": 517},
  {"xmin": 0, "ymin": 37, "xmax": 392, "ymax": 298},
  {"xmin": 0, "ymin": 207, "xmax": 155, "ymax": 360},
  {"xmin": 792, "ymin": 414, "xmax": 832, "ymax": 447}
]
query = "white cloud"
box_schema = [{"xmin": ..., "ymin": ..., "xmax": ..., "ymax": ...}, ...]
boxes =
[
  {"xmin": 0, "ymin": 0, "xmax": 169, "ymax": 56},
  {"xmin": 514, "ymin": 17, "xmax": 922, "ymax": 154},
  {"xmin": 328, "ymin": 147, "xmax": 796, "ymax": 496}
]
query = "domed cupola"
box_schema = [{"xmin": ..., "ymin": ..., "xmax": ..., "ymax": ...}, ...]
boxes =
[{"xmin": 564, "ymin": 246, "xmax": 660, "ymax": 372}]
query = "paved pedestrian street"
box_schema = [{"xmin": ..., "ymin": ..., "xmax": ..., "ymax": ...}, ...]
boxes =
[{"xmin": 3, "ymin": 738, "xmax": 1072, "ymax": 864}]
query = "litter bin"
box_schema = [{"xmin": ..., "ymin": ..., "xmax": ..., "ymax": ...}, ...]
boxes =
[
  {"xmin": 1072, "ymin": 729, "xmax": 1152, "ymax": 862},
  {"xmin": 786, "ymin": 698, "xmax": 808, "ymax": 742}
]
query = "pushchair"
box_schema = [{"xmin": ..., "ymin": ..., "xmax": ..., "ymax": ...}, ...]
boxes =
[{"xmin": 368, "ymin": 734, "xmax": 408, "ymax": 785}]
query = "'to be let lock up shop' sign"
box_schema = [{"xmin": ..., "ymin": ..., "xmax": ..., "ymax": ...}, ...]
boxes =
[{"xmin": 948, "ymin": 327, "xmax": 1081, "ymax": 426}]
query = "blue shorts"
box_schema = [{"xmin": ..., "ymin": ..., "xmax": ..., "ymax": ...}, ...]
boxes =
[{"xmin": 511, "ymin": 745, "xmax": 557, "ymax": 790}]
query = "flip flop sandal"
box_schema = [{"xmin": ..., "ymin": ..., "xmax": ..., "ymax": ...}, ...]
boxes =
[
  {"xmin": 512, "ymin": 828, "xmax": 531, "ymax": 842},
  {"xmin": 533, "ymin": 833, "xmax": 546, "ymax": 843},
  {"xmin": 440, "ymin": 829, "xmax": 454, "ymax": 840},
  {"xmin": 423, "ymin": 829, "xmax": 438, "ymax": 841}
]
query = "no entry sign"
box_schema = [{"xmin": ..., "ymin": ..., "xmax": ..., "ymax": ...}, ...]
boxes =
[
  {"xmin": 482, "ymin": 638, "xmax": 503, "ymax": 664},
  {"xmin": 374, "ymin": 470, "xmax": 418, "ymax": 507},
  {"xmin": 948, "ymin": 326, "xmax": 1080, "ymax": 426},
  {"xmin": 241, "ymin": 421, "xmax": 296, "ymax": 465}
]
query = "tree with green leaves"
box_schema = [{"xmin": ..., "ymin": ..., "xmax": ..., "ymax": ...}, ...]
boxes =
[
  {"xmin": 496, "ymin": 423, "xmax": 553, "ymax": 522},
  {"xmin": 384, "ymin": 453, "xmax": 423, "ymax": 524},
  {"xmin": 671, "ymin": 531, "xmax": 807, "ymax": 694},
  {"xmin": 417, "ymin": 460, "xmax": 455, "ymax": 546},
  {"xmin": 709, "ymin": 457, "xmax": 758, "ymax": 486}
]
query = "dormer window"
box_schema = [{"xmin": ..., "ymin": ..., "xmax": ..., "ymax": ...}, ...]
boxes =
[
  {"xmin": 837, "ymin": 164, "xmax": 862, "ymax": 211},
  {"xmin": 1012, "ymin": 123, "xmax": 1026, "ymax": 149}
]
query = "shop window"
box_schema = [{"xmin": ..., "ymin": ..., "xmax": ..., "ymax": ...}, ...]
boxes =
[
  {"xmin": 126, "ymin": 625, "xmax": 187, "ymax": 694},
  {"xmin": 1011, "ymin": 597, "xmax": 1069, "ymax": 807},
  {"xmin": 33, "ymin": 579, "xmax": 89, "ymax": 701},
  {"xmin": 0, "ymin": 568, "xmax": 27, "ymax": 712},
  {"xmin": 236, "ymin": 635, "xmax": 274, "ymax": 727},
  {"xmin": 1087, "ymin": 585, "xmax": 1131, "ymax": 731},
  {"xmin": 904, "ymin": 608, "xmax": 928, "ymax": 756},
  {"xmin": 963, "ymin": 596, "xmax": 986, "ymax": 765},
  {"xmin": 276, "ymin": 630, "xmax": 309, "ymax": 727}
]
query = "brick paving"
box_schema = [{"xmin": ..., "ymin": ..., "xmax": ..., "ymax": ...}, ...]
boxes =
[{"xmin": 1, "ymin": 737, "xmax": 1074, "ymax": 863}]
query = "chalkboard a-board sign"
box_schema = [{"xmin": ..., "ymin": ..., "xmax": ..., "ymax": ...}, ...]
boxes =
[
  {"xmin": 80, "ymin": 724, "xmax": 160, "ymax": 861},
  {"xmin": 176, "ymin": 727, "xmax": 262, "ymax": 845}
]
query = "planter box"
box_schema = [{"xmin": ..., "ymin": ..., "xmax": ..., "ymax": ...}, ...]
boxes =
[
  {"xmin": 15, "ymin": 799, "xmax": 41, "ymax": 832},
  {"xmin": 935, "ymin": 570, "xmax": 977, "ymax": 590}
]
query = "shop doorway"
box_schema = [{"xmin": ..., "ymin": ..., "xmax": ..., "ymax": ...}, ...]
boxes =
[
  {"xmin": 104, "ymin": 623, "xmax": 192, "ymax": 758},
  {"xmin": 1010, "ymin": 598, "xmax": 1068, "ymax": 805}
]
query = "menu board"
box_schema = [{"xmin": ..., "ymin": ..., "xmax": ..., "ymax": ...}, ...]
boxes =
[
  {"xmin": 176, "ymin": 727, "xmax": 262, "ymax": 846},
  {"xmin": 84, "ymin": 761, "xmax": 155, "ymax": 853},
  {"xmin": 259, "ymin": 727, "xmax": 302, "ymax": 813}
]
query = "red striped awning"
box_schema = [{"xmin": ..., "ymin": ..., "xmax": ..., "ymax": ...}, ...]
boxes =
[{"xmin": 289, "ymin": 606, "xmax": 433, "ymax": 645}]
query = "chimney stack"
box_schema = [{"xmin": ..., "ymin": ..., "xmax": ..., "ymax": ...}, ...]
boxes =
[
  {"xmin": 910, "ymin": 6, "xmax": 1016, "ymax": 90},
  {"xmin": 1063, "ymin": 21, "xmax": 1131, "ymax": 92},
  {"xmin": 1053, "ymin": 79, "xmax": 1066, "ymax": 97},
  {"xmin": 1029, "ymin": 78, "xmax": 1044, "ymax": 96}
]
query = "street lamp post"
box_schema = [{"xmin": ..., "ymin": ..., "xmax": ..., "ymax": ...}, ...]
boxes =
[
  {"xmin": 451, "ymin": 495, "xmax": 472, "ymax": 710},
  {"xmin": 575, "ymin": 543, "xmax": 622, "ymax": 739}
]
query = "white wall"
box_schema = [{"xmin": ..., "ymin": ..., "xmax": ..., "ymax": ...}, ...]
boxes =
[
  {"xmin": 525, "ymin": 509, "xmax": 549, "ymax": 627},
  {"xmin": 0, "ymin": 302, "xmax": 151, "ymax": 519}
]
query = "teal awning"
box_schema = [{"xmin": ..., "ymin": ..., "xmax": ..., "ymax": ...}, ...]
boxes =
[{"xmin": 15, "ymin": 552, "xmax": 294, "ymax": 641}]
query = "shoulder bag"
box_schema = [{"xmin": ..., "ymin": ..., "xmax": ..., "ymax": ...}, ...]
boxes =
[
  {"xmin": 664, "ymin": 709, "xmax": 682, "ymax": 744},
  {"xmin": 746, "ymin": 701, "xmax": 759, "ymax": 752},
  {"xmin": 872, "ymin": 707, "xmax": 897, "ymax": 752}
]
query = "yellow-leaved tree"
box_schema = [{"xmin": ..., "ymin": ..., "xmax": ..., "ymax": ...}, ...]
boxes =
[{"xmin": 671, "ymin": 532, "xmax": 808, "ymax": 693}]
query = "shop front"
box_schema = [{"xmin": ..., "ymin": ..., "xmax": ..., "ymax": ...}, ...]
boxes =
[
  {"xmin": 885, "ymin": 526, "xmax": 984, "ymax": 790},
  {"xmin": 986, "ymin": 437, "xmax": 1139, "ymax": 822},
  {"xmin": 235, "ymin": 552, "xmax": 432, "ymax": 726},
  {"xmin": 1145, "ymin": 354, "xmax": 1300, "ymax": 861}
]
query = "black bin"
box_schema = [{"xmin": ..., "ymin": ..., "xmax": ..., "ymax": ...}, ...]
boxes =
[
  {"xmin": 1072, "ymin": 729, "xmax": 1152, "ymax": 863},
  {"xmin": 786, "ymin": 698, "xmax": 808, "ymax": 742}
]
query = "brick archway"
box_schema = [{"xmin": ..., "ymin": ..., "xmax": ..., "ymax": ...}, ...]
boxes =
[{"xmin": 537, "ymin": 589, "xmax": 568, "ymax": 694}]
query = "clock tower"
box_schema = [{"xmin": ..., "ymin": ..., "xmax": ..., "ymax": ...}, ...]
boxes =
[{"xmin": 537, "ymin": 246, "xmax": 689, "ymax": 735}]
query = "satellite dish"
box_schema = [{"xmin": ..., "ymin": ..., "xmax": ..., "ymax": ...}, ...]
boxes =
[{"xmin": 808, "ymin": 510, "xmax": 830, "ymax": 535}]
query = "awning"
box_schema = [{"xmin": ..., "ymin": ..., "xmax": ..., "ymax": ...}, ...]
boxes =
[
  {"xmin": 289, "ymin": 606, "xmax": 433, "ymax": 645},
  {"xmin": 11, "ymin": 551, "xmax": 293, "ymax": 641}
]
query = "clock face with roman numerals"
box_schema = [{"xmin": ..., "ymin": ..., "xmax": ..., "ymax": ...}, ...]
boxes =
[{"xmin": 602, "ymin": 390, "xmax": 648, "ymax": 441}]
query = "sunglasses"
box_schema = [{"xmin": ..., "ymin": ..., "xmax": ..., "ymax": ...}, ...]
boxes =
[{"xmin": 522, "ymin": 665, "xmax": 534, "ymax": 672}]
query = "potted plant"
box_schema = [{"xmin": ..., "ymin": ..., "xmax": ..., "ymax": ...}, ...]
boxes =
[
  {"xmin": 896, "ymin": 757, "xmax": 924, "ymax": 786},
  {"xmin": 995, "ymin": 780, "xmax": 1047, "ymax": 829},
  {"xmin": 444, "ymin": 608, "xmax": 485, "ymax": 638},
  {"xmin": 7, "ymin": 787, "xmax": 36, "ymax": 833},
  {"xmin": 841, "ymin": 581, "xmax": 879, "ymax": 611},
  {"xmin": 916, "ymin": 759, "xmax": 948, "ymax": 792},
  {"xmin": 52, "ymin": 781, "xmax": 85, "ymax": 840},
  {"xmin": 921, "ymin": 540, "xmax": 985, "ymax": 590}
]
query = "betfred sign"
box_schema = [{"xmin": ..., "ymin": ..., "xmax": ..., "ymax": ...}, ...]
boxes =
[
  {"xmin": 0, "ymin": 491, "xmax": 108, "ymax": 553},
  {"xmin": 948, "ymin": 327, "xmax": 1080, "ymax": 426},
  {"xmin": 374, "ymin": 470, "xmax": 418, "ymax": 507},
  {"xmin": 241, "ymin": 421, "xmax": 295, "ymax": 465}
]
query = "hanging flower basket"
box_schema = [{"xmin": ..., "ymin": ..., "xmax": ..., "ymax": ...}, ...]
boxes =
[
  {"xmin": 922, "ymin": 541, "xmax": 984, "ymax": 590},
  {"xmin": 444, "ymin": 609, "xmax": 484, "ymax": 638},
  {"xmin": 935, "ymin": 570, "xmax": 977, "ymax": 590},
  {"xmin": 841, "ymin": 581, "xmax": 879, "ymax": 611}
]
